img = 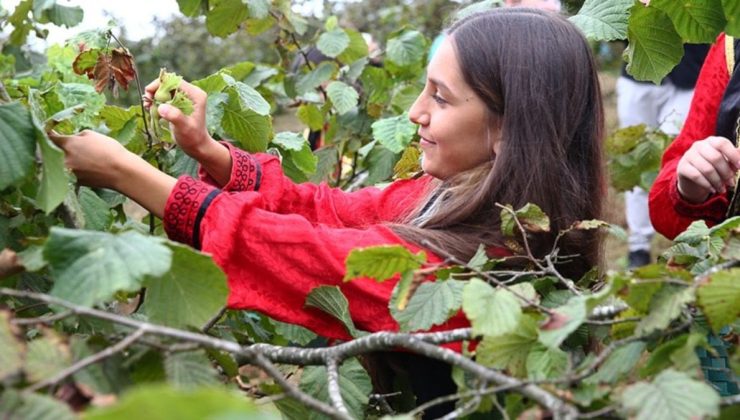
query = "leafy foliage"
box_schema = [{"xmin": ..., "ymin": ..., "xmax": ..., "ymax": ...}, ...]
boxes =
[{"xmin": 0, "ymin": 1, "xmax": 738, "ymax": 419}]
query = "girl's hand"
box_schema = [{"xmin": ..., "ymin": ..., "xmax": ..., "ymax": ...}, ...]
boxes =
[
  {"xmin": 144, "ymin": 79, "xmax": 217, "ymax": 160},
  {"xmin": 676, "ymin": 136, "xmax": 740, "ymax": 203},
  {"xmin": 144, "ymin": 78, "xmax": 232, "ymax": 186},
  {"xmin": 50, "ymin": 130, "xmax": 176, "ymax": 219},
  {"xmin": 49, "ymin": 130, "xmax": 131, "ymax": 190}
]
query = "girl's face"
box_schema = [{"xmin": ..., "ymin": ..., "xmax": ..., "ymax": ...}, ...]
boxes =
[{"xmin": 409, "ymin": 37, "xmax": 500, "ymax": 180}]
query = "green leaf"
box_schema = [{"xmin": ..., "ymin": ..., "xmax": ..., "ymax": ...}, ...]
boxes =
[
  {"xmin": 317, "ymin": 29, "xmax": 350, "ymax": 58},
  {"xmin": 77, "ymin": 187, "xmax": 113, "ymax": 231},
  {"xmin": 0, "ymin": 311, "xmax": 23, "ymax": 381},
  {"xmin": 141, "ymin": 243, "xmax": 228, "ymax": 329},
  {"xmin": 539, "ymin": 296, "xmax": 587, "ymax": 349},
  {"xmin": 625, "ymin": 4, "xmax": 684, "ymax": 84},
  {"xmin": 526, "ymin": 344, "xmax": 568, "ymax": 380},
  {"xmin": 386, "ymin": 31, "xmax": 426, "ymax": 67},
  {"xmin": 84, "ymin": 384, "xmax": 263, "ymax": 419},
  {"xmin": 296, "ymin": 61, "xmax": 337, "ymax": 95},
  {"xmin": 326, "ymin": 81, "xmax": 358, "ymax": 115},
  {"xmin": 500, "ymin": 203, "xmax": 551, "ymax": 236},
  {"xmin": 206, "ymin": 0, "xmax": 249, "ymax": 38},
  {"xmin": 246, "ymin": 0, "xmax": 270, "ymax": 19},
  {"xmin": 273, "ymin": 131, "xmax": 307, "ymax": 152},
  {"xmin": 305, "ymin": 286, "xmax": 365, "ymax": 338},
  {"xmin": 45, "ymin": 228, "xmax": 172, "ymax": 307},
  {"xmin": 651, "ymin": 0, "xmax": 725, "ymax": 43},
  {"xmin": 674, "ymin": 219, "xmax": 710, "ymax": 244},
  {"xmin": 463, "ymin": 278, "xmax": 521, "ymax": 337},
  {"xmin": 570, "ymin": 0, "xmax": 632, "ymax": 41},
  {"xmin": 642, "ymin": 333, "xmax": 706, "ymax": 377},
  {"xmin": 39, "ymin": 3, "xmax": 83, "ymax": 28},
  {"xmin": 371, "ymin": 113, "xmax": 416, "ymax": 154},
  {"xmin": 338, "ymin": 29, "xmax": 370, "ymax": 64},
  {"xmin": 164, "ymin": 351, "xmax": 220, "ymax": 389},
  {"xmin": 364, "ymin": 145, "xmax": 398, "ymax": 185},
  {"xmin": 223, "ymin": 74, "xmax": 270, "ymax": 116},
  {"xmin": 344, "ymin": 245, "xmax": 426, "ymax": 282},
  {"xmin": 0, "ymin": 102, "xmax": 35, "ymax": 189},
  {"xmin": 585, "ymin": 341, "xmax": 646, "ymax": 384},
  {"xmin": 299, "ymin": 358, "xmax": 372, "ymax": 420},
  {"xmin": 271, "ymin": 320, "xmax": 318, "ymax": 346},
  {"xmin": 169, "ymin": 90, "xmax": 194, "ymax": 116},
  {"xmin": 0, "ymin": 392, "xmax": 75, "ymax": 420},
  {"xmin": 621, "ymin": 369, "xmax": 720, "ymax": 420},
  {"xmin": 391, "ymin": 280, "xmax": 465, "ymax": 332},
  {"xmin": 26, "ymin": 330, "xmax": 71, "ymax": 382},
  {"xmin": 35, "ymin": 128, "xmax": 69, "ymax": 214},
  {"xmin": 221, "ymin": 91, "xmax": 273, "ymax": 152},
  {"xmin": 697, "ymin": 268, "xmax": 740, "ymax": 333},
  {"xmin": 70, "ymin": 337, "xmax": 127, "ymax": 395},
  {"xmin": 724, "ymin": 0, "xmax": 740, "ymax": 35},
  {"xmin": 476, "ymin": 314, "xmax": 538, "ymax": 377},
  {"xmin": 297, "ymin": 104, "xmax": 324, "ymax": 131},
  {"xmin": 176, "ymin": 0, "xmax": 205, "ymax": 17},
  {"xmin": 635, "ymin": 285, "xmax": 694, "ymax": 335}
]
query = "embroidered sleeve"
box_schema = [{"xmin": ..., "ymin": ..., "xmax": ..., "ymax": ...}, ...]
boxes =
[
  {"xmin": 198, "ymin": 142, "xmax": 261, "ymax": 192},
  {"xmin": 164, "ymin": 176, "xmax": 221, "ymax": 249}
]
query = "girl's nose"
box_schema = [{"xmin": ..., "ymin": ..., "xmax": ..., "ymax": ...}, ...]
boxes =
[{"xmin": 408, "ymin": 95, "xmax": 430, "ymax": 126}]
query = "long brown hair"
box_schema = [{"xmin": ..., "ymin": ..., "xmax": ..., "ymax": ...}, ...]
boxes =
[{"xmin": 391, "ymin": 8, "xmax": 605, "ymax": 279}]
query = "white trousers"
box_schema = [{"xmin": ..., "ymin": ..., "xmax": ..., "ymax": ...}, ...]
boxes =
[{"xmin": 616, "ymin": 77, "xmax": 695, "ymax": 251}]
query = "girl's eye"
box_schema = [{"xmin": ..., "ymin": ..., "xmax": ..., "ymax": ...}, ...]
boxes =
[{"xmin": 431, "ymin": 92, "xmax": 447, "ymax": 105}]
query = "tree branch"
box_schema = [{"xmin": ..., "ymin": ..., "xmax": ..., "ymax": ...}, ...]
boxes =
[
  {"xmin": 27, "ymin": 327, "xmax": 147, "ymax": 392},
  {"xmin": 326, "ymin": 358, "xmax": 351, "ymax": 417},
  {"xmin": 12, "ymin": 310, "xmax": 74, "ymax": 326},
  {"xmin": 251, "ymin": 353, "xmax": 350, "ymax": 420},
  {"xmin": 0, "ymin": 288, "xmax": 576, "ymax": 418}
]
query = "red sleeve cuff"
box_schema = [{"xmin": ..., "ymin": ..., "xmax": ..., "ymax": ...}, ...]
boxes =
[
  {"xmin": 164, "ymin": 176, "xmax": 221, "ymax": 248},
  {"xmin": 198, "ymin": 142, "xmax": 262, "ymax": 192},
  {"xmin": 669, "ymin": 179, "xmax": 728, "ymax": 224}
]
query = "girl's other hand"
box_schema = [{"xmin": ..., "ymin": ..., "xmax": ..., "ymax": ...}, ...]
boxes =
[
  {"xmin": 49, "ymin": 130, "xmax": 131, "ymax": 190},
  {"xmin": 144, "ymin": 79, "xmax": 217, "ymax": 160},
  {"xmin": 676, "ymin": 136, "xmax": 740, "ymax": 203}
]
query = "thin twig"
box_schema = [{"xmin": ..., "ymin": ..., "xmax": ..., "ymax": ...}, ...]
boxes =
[
  {"xmin": 26, "ymin": 327, "xmax": 147, "ymax": 393},
  {"xmin": 495, "ymin": 203, "xmax": 581, "ymax": 295},
  {"xmin": 419, "ymin": 239, "xmax": 555, "ymax": 316},
  {"xmin": 578, "ymin": 404, "xmax": 617, "ymax": 419},
  {"xmin": 326, "ymin": 358, "xmax": 351, "ymax": 417},
  {"xmin": 12, "ymin": 310, "xmax": 74, "ymax": 326},
  {"xmin": 584, "ymin": 316, "xmax": 641, "ymax": 326},
  {"xmin": 201, "ymin": 306, "xmax": 227, "ymax": 334},
  {"xmin": 251, "ymin": 353, "xmax": 351, "ymax": 420}
]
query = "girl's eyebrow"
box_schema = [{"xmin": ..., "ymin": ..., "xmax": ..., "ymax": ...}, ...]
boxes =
[{"xmin": 428, "ymin": 77, "xmax": 455, "ymax": 98}]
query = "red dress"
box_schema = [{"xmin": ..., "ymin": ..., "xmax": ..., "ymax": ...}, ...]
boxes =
[
  {"xmin": 163, "ymin": 143, "xmax": 470, "ymax": 342},
  {"xmin": 649, "ymin": 34, "xmax": 733, "ymax": 240}
]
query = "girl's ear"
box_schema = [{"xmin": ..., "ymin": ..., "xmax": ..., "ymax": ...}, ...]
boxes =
[{"xmin": 488, "ymin": 124, "xmax": 503, "ymax": 157}]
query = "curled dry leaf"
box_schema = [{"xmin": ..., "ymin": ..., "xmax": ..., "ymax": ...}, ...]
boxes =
[{"xmin": 74, "ymin": 47, "xmax": 136, "ymax": 97}]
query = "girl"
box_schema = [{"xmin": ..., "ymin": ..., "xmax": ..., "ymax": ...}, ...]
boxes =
[{"xmin": 52, "ymin": 7, "xmax": 604, "ymax": 414}]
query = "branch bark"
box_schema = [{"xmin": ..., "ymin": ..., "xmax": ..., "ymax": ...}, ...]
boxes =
[{"xmin": 325, "ymin": 358, "xmax": 351, "ymax": 417}]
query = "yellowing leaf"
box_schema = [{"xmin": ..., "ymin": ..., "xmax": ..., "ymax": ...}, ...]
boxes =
[{"xmin": 344, "ymin": 245, "xmax": 426, "ymax": 282}]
